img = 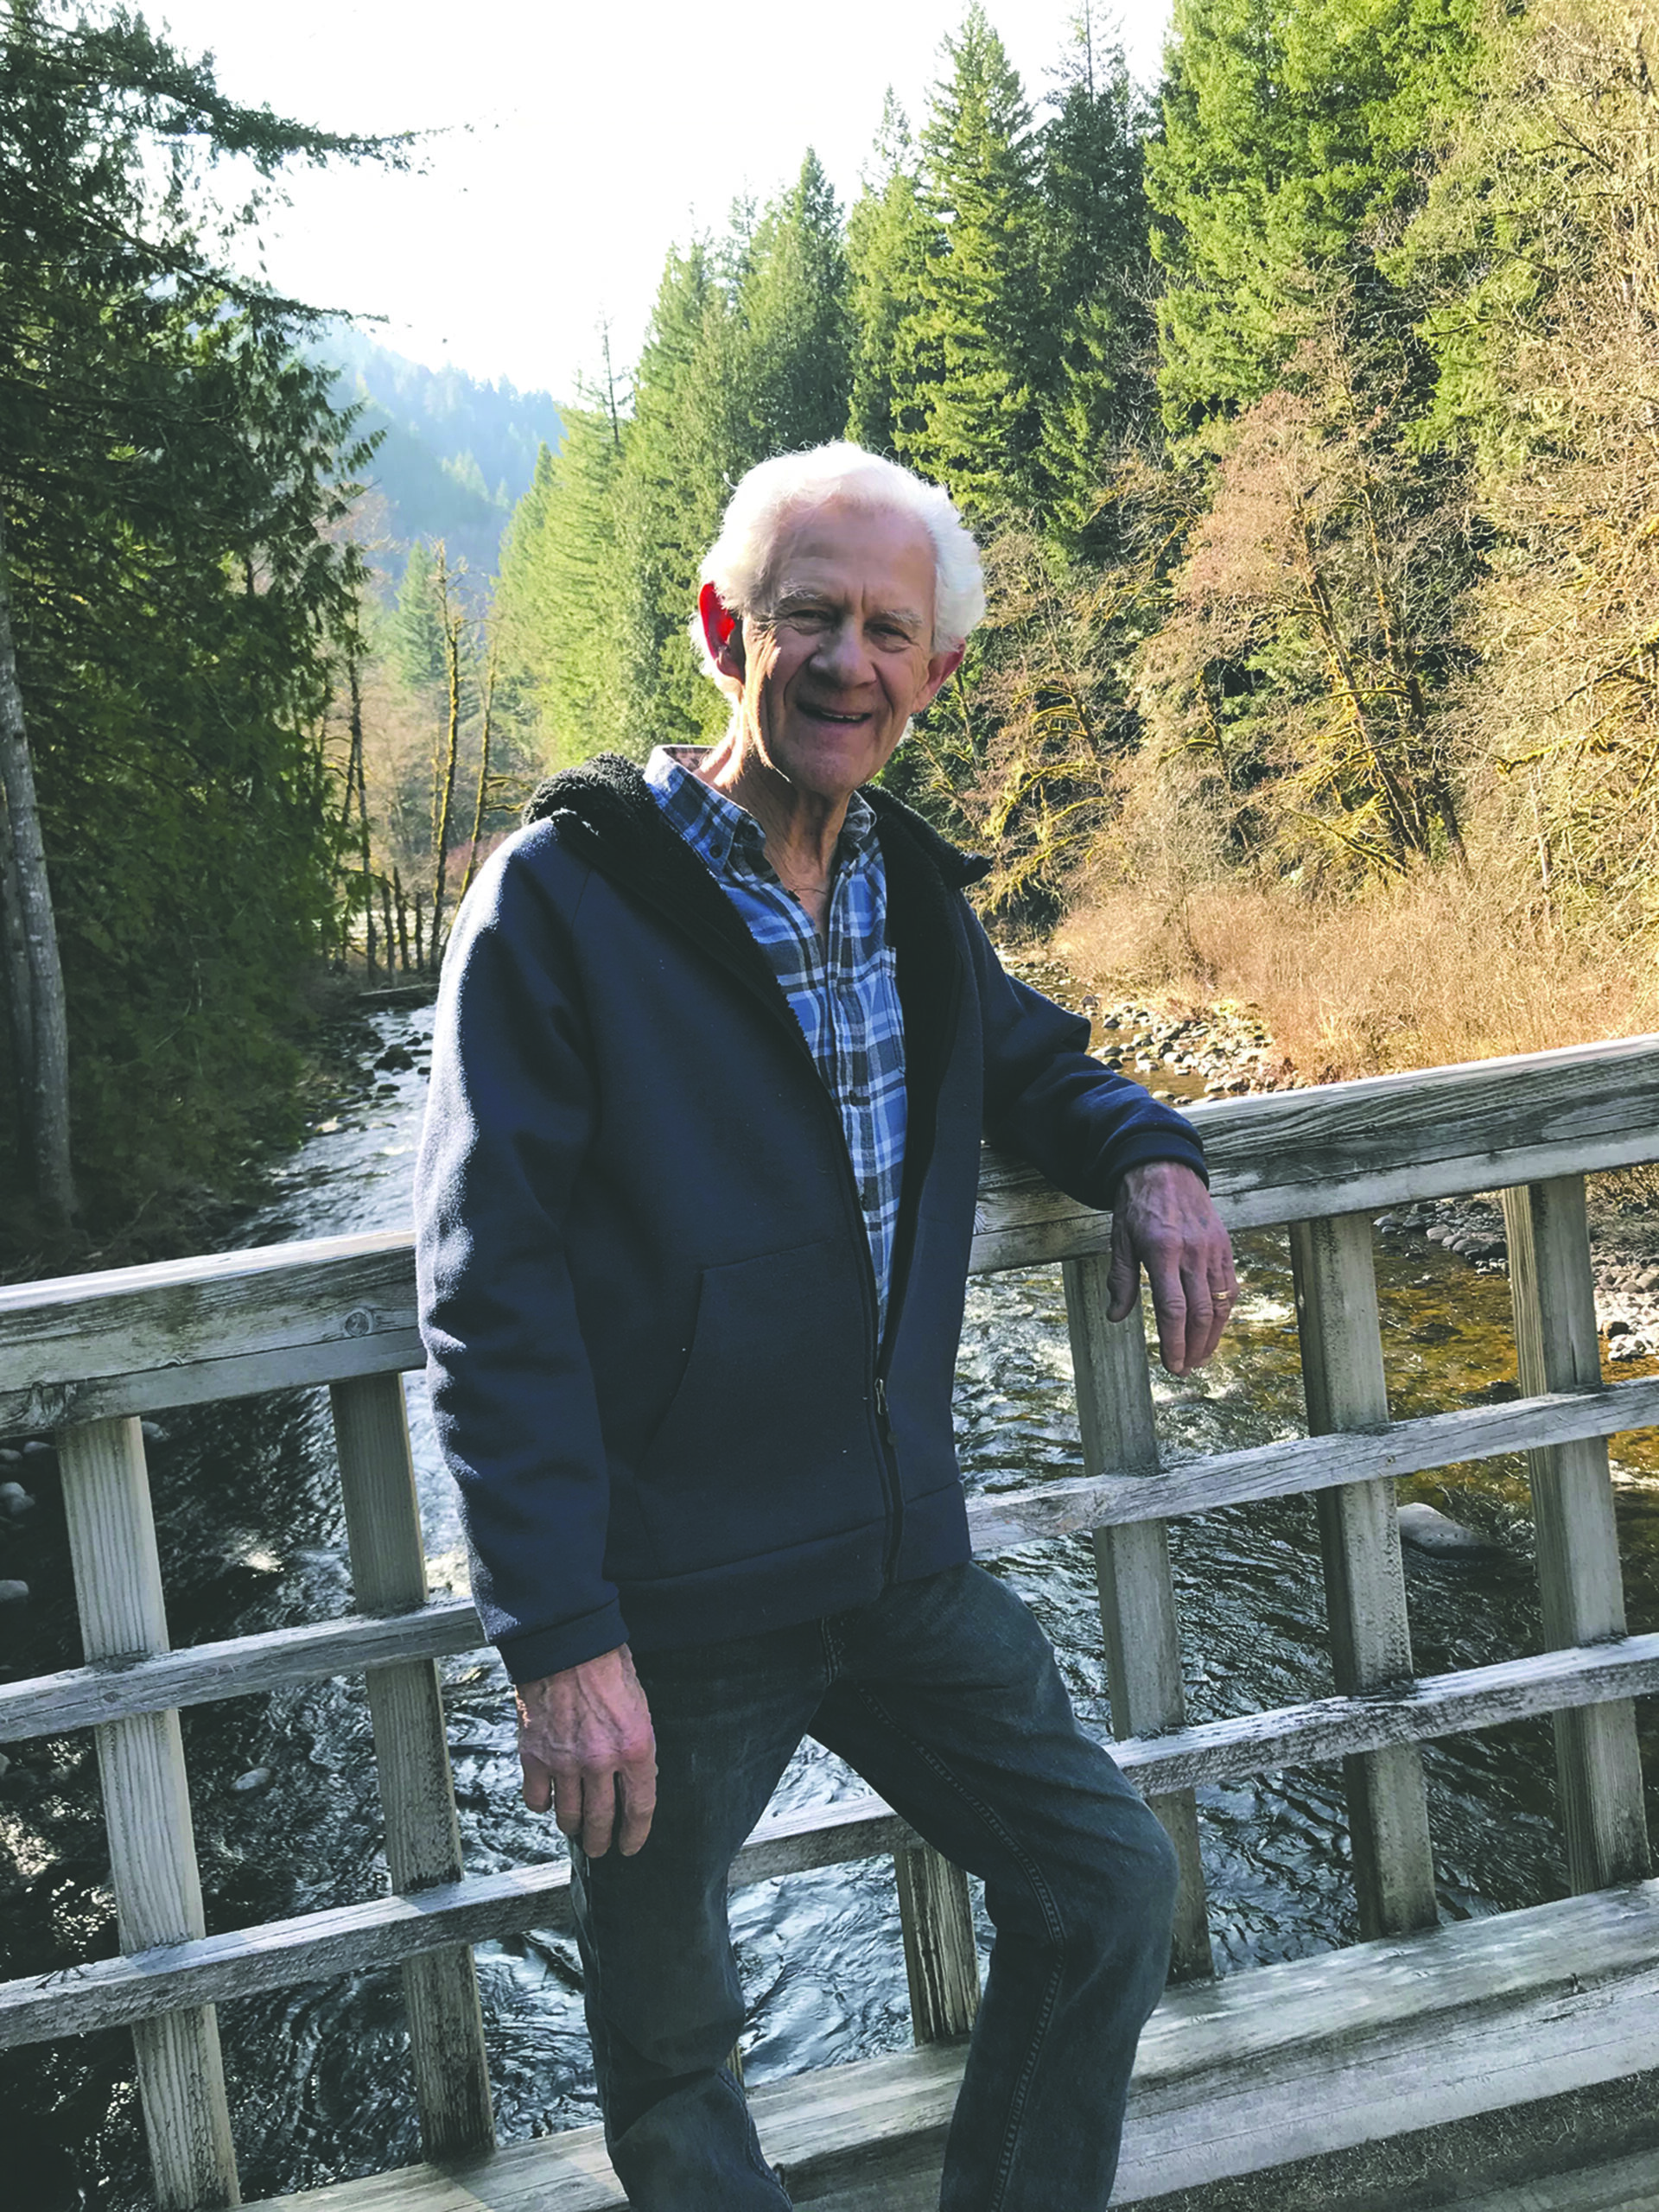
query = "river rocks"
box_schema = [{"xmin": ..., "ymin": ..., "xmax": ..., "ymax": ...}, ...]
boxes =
[
  {"xmin": 1398, "ymin": 1503, "xmax": 1501, "ymax": 1558},
  {"xmin": 1027, "ymin": 977, "xmax": 1281, "ymax": 1098},
  {"xmin": 0, "ymin": 1579, "xmax": 29, "ymax": 1607},
  {"xmin": 231, "ymin": 1766, "xmax": 273, "ymax": 1796},
  {"xmin": 0, "ymin": 1483, "xmax": 35, "ymax": 1520}
]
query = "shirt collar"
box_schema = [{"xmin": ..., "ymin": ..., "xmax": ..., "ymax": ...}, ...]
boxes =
[{"xmin": 644, "ymin": 745, "xmax": 880, "ymax": 873}]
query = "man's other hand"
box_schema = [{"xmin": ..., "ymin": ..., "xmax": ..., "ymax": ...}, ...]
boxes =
[
  {"xmin": 1107, "ymin": 1160, "xmax": 1238, "ymax": 1375},
  {"xmin": 516, "ymin": 1644, "xmax": 658, "ymax": 1858}
]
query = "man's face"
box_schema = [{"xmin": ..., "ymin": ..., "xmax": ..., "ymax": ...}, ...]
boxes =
[{"xmin": 734, "ymin": 499, "xmax": 962, "ymax": 803}]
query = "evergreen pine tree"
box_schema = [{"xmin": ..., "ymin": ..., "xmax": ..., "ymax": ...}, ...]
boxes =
[
  {"xmin": 846, "ymin": 92, "xmax": 939, "ymax": 458},
  {"xmin": 394, "ymin": 539, "xmax": 448, "ymax": 693},
  {"xmin": 1039, "ymin": 4, "xmax": 1155, "ymax": 555},
  {"xmin": 740, "ymin": 150, "xmax": 853, "ymax": 461},
  {"xmin": 1147, "ymin": 0, "xmax": 1478, "ymax": 429},
  {"xmin": 0, "ymin": 0, "xmax": 397, "ymax": 1230},
  {"xmin": 495, "ymin": 410, "xmax": 637, "ymax": 761},
  {"xmin": 895, "ymin": 5, "xmax": 1047, "ymax": 521},
  {"xmin": 614, "ymin": 242, "xmax": 741, "ymax": 743}
]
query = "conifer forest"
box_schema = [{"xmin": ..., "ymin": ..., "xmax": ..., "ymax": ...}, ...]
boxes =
[{"xmin": 3, "ymin": 0, "xmax": 1658, "ymax": 1263}]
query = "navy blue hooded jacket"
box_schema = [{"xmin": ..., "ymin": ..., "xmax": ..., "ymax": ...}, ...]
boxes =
[{"xmin": 414, "ymin": 754, "xmax": 1208, "ymax": 1685}]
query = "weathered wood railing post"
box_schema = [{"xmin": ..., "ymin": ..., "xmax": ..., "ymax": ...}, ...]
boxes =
[
  {"xmin": 329, "ymin": 1373, "xmax": 495, "ymax": 2158},
  {"xmin": 1291, "ymin": 1214, "xmax": 1439, "ymax": 1939},
  {"xmin": 1502, "ymin": 1176, "xmax": 1650, "ymax": 1890},
  {"xmin": 57, "ymin": 1414, "xmax": 240, "ymax": 2210},
  {"xmin": 1064, "ymin": 1252, "xmax": 1214, "ymax": 1982},
  {"xmin": 894, "ymin": 1836, "xmax": 980, "ymax": 2044}
]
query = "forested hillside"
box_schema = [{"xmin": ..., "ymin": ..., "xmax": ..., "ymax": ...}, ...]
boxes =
[
  {"xmin": 4, "ymin": 0, "xmax": 1656, "ymax": 1267},
  {"xmin": 317, "ymin": 325, "xmax": 563, "ymax": 581},
  {"xmin": 498, "ymin": 0, "xmax": 1659, "ymax": 1074}
]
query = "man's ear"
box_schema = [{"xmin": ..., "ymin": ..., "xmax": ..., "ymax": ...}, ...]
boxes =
[
  {"xmin": 916, "ymin": 640, "xmax": 965, "ymax": 715},
  {"xmin": 698, "ymin": 582, "xmax": 744, "ymax": 679}
]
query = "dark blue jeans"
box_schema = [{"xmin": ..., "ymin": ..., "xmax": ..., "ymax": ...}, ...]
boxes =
[{"xmin": 570, "ymin": 1563, "xmax": 1178, "ymax": 2211}]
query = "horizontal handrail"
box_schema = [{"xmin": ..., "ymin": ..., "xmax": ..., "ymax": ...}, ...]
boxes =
[
  {"xmin": 7, "ymin": 1371, "xmax": 1659, "ymax": 1745},
  {"xmin": 0, "ymin": 1597, "xmax": 482, "ymax": 1743},
  {"xmin": 967, "ymin": 1372, "xmax": 1659, "ymax": 1548},
  {"xmin": 977, "ymin": 1029, "xmax": 1659, "ymax": 1251},
  {"xmin": 3, "ymin": 1033, "xmax": 1656, "ymax": 1431},
  {"xmin": 8, "ymin": 1629, "xmax": 1657, "ymax": 2050}
]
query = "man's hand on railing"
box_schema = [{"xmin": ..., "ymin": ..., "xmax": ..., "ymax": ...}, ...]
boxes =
[
  {"xmin": 517, "ymin": 1643, "xmax": 658, "ymax": 1858},
  {"xmin": 1109, "ymin": 1160, "xmax": 1238, "ymax": 1376}
]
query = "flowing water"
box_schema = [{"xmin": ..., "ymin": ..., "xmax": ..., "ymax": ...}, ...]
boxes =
[{"xmin": 3, "ymin": 996, "xmax": 1657, "ymax": 2209}]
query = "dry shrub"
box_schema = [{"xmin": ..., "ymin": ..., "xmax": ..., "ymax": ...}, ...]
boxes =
[{"xmin": 1053, "ymin": 869, "xmax": 1656, "ymax": 1080}]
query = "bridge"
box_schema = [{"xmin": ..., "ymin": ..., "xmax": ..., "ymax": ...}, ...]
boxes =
[{"xmin": 3, "ymin": 1034, "xmax": 1658, "ymax": 2209}]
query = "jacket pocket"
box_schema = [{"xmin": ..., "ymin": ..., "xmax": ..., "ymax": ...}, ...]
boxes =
[{"xmin": 631, "ymin": 1235, "xmax": 881, "ymax": 1575}]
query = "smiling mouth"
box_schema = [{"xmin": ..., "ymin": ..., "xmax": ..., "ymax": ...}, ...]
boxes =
[{"xmin": 799, "ymin": 703, "xmax": 872, "ymax": 726}]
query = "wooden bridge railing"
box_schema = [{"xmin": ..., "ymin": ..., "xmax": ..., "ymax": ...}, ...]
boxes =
[{"xmin": 3, "ymin": 1033, "xmax": 1657, "ymax": 2209}]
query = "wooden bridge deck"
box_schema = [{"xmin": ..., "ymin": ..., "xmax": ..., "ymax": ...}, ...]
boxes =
[{"xmin": 240, "ymin": 1878, "xmax": 1659, "ymax": 2211}]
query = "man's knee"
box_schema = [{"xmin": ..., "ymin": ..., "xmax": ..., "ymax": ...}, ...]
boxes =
[
  {"xmin": 1077, "ymin": 1786, "xmax": 1180, "ymax": 1958},
  {"xmin": 1127, "ymin": 1798, "xmax": 1181, "ymax": 1930}
]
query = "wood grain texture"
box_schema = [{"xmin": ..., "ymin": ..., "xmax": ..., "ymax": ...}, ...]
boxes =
[
  {"xmin": 0, "ymin": 1599, "xmax": 485, "ymax": 1744},
  {"xmin": 56, "ymin": 1415, "xmax": 240, "ymax": 2209},
  {"xmin": 1503, "ymin": 1178, "xmax": 1651, "ymax": 1891},
  {"xmin": 964, "ymin": 1370, "xmax": 1659, "ymax": 1550},
  {"xmin": 1291, "ymin": 1214, "xmax": 1438, "ymax": 1940},
  {"xmin": 329, "ymin": 1375, "xmax": 493, "ymax": 2162},
  {"xmin": 893, "ymin": 1842, "xmax": 979, "ymax": 2044},
  {"xmin": 0, "ymin": 1232, "xmax": 418, "ymax": 1428},
  {"xmin": 10, "ymin": 1630, "xmax": 1659, "ymax": 2050},
  {"xmin": 6, "ymin": 1036, "xmax": 1658, "ymax": 1428},
  {"xmin": 970, "ymin": 1033, "xmax": 1659, "ymax": 1265},
  {"xmin": 1064, "ymin": 1252, "xmax": 1213, "ymax": 1981},
  {"xmin": 227, "ymin": 1878, "xmax": 1659, "ymax": 2212}
]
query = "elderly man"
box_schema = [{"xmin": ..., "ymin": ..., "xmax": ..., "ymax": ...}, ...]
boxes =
[{"xmin": 415, "ymin": 442, "xmax": 1236, "ymax": 2212}]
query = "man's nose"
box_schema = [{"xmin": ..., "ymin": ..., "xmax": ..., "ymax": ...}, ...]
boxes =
[{"xmin": 813, "ymin": 616, "xmax": 874, "ymax": 684}]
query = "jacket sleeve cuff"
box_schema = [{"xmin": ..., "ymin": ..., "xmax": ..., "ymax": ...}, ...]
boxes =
[
  {"xmin": 1107, "ymin": 1127, "xmax": 1211, "ymax": 1199},
  {"xmin": 497, "ymin": 1599, "xmax": 630, "ymax": 1686}
]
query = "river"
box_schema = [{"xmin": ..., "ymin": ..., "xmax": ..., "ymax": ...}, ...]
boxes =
[{"xmin": 3, "ymin": 991, "xmax": 1656, "ymax": 2209}]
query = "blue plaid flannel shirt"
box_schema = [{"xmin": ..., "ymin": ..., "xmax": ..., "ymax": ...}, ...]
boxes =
[{"xmin": 645, "ymin": 747, "xmax": 907, "ymax": 1335}]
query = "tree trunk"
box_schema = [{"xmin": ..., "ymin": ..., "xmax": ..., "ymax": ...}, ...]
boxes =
[
  {"xmin": 429, "ymin": 549, "xmax": 463, "ymax": 963},
  {"xmin": 379, "ymin": 874, "xmax": 397, "ymax": 979},
  {"xmin": 346, "ymin": 635, "xmax": 376, "ymax": 982},
  {"xmin": 457, "ymin": 643, "xmax": 498, "ymax": 911},
  {"xmin": 0, "ymin": 512, "xmax": 78, "ymax": 1224},
  {"xmin": 393, "ymin": 867, "xmax": 411, "ymax": 975},
  {"xmin": 0, "ymin": 786, "xmax": 34, "ymax": 1122}
]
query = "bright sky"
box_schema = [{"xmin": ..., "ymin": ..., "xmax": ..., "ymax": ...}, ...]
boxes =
[{"xmin": 151, "ymin": 0, "xmax": 1174, "ymax": 400}]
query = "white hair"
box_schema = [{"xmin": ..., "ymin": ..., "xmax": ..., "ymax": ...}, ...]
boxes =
[{"xmin": 690, "ymin": 442, "xmax": 986, "ymax": 681}]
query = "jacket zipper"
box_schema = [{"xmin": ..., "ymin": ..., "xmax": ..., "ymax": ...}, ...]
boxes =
[{"xmin": 587, "ymin": 825, "xmax": 928, "ymax": 1588}]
